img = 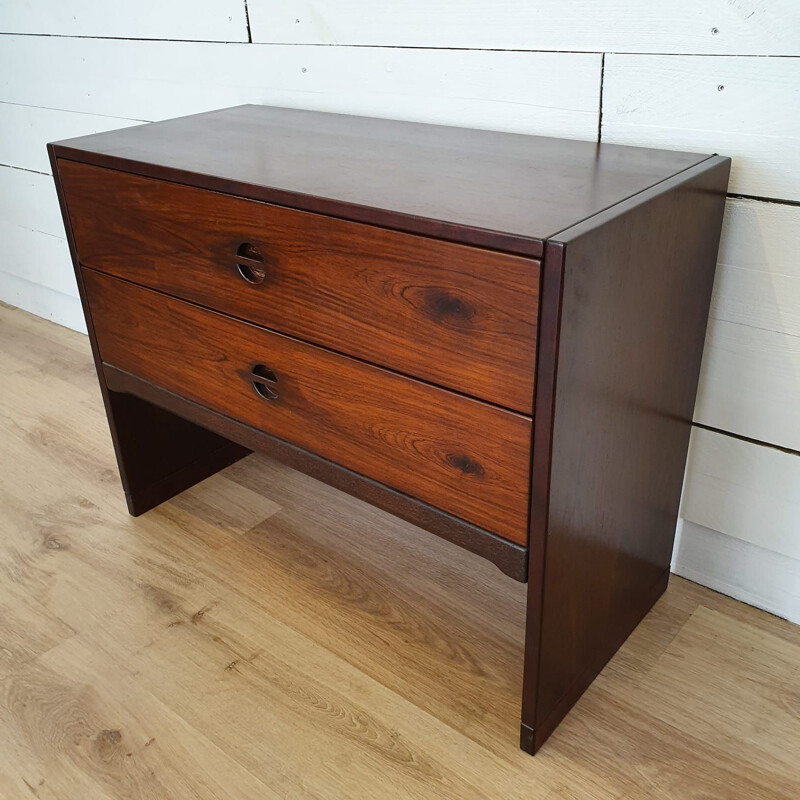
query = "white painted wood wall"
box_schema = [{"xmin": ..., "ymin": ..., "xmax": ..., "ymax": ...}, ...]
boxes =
[{"xmin": 1, "ymin": 1, "xmax": 798, "ymax": 623}]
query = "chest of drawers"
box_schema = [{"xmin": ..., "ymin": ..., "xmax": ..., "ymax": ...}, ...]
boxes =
[{"xmin": 50, "ymin": 106, "xmax": 729, "ymax": 753}]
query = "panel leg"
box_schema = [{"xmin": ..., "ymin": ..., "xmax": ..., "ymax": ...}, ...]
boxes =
[{"xmin": 104, "ymin": 388, "xmax": 250, "ymax": 515}]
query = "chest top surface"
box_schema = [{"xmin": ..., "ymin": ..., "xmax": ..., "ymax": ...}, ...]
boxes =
[{"xmin": 51, "ymin": 105, "xmax": 711, "ymax": 257}]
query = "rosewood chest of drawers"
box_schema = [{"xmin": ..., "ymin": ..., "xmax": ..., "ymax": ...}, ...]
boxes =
[{"xmin": 49, "ymin": 105, "xmax": 729, "ymax": 754}]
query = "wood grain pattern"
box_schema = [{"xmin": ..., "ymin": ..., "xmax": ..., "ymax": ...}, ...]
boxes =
[
  {"xmin": 48, "ymin": 146, "xmax": 252, "ymax": 532},
  {"xmin": 0, "ymin": 579, "xmax": 74, "ymax": 681},
  {"xmin": 84, "ymin": 270, "xmax": 532, "ymax": 543},
  {"xmin": 50, "ymin": 105, "xmax": 706, "ymax": 258},
  {"xmin": 2, "ymin": 303, "xmax": 799, "ymax": 799},
  {"xmin": 522, "ymin": 156, "xmax": 731, "ymax": 753},
  {"xmin": 2, "ymin": 639, "xmax": 279, "ymax": 800},
  {"xmin": 59, "ymin": 160, "xmax": 540, "ymax": 412},
  {"xmin": 102, "ymin": 365, "xmax": 528, "ymax": 580}
]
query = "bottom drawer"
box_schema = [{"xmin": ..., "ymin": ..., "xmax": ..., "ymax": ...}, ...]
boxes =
[{"xmin": 84, "ymin": 269, "xmax": 532, "ymax": 544}]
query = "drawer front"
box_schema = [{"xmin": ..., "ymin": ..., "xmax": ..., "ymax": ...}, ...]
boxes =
[
  {"xmin": 60, "ymin": 159, "xmax": 539, "ymax": 413},
  {"xmin": 84, "ymin": 269, "xmax": 532, "ymax": 544}
]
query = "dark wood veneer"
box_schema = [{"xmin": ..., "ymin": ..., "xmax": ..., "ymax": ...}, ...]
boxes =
[
  {"xmin": 103, "ymin": 364, "xmax": 529, "ymax": 582},
  {"xmin": 59, "ymin": 159, "xmax": 539, "ymax": 412},
  {"xmin": 48, "ymin": 145, "xmax": 252, "ymax": 521},
  {"xmin": 49, "ymin": 106, "xmax": 730, "ymax": 755},
  {"xmin": 84, "ymin": 269, "xmax": 532, "ymax": 544},
  {"xmin": 521, "ymin": 156, "xmax": 731, "ymax": 753},
  {"xmin": 51, "ymin": 104, "xmax": 708, "ymax": 258}
]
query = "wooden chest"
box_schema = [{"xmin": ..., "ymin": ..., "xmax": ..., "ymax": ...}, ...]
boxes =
[{"xmin": 50, "ymin": 105, "xmax": 729, "ymax": 753}]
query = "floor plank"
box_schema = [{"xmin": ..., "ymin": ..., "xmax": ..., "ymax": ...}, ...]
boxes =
[{"xmin": 1, "ymin": 637, "xmax": 278, "ymax": 800}]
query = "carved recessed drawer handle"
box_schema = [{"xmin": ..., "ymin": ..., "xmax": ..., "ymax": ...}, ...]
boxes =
[
  {"xmin": 250, "ymin": 363, "xmax": 279, "ymax": 400},
  {"xmin": 235, "ymin": 242, "xmax": 267, "ymax": 284}
]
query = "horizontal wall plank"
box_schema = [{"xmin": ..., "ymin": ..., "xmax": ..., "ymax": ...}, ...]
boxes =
[
  {"xmin": 0, "ymin": 167, "xmax": 76, "ymax": 305},
  {"xmin": 681, "ymin": 428, "xmax": 800, "ymax": 562},
  {"xmin": 248, "ymin": 1, "xmax": 800, "ymax": 56},
  {"xmin": 0, "ymin": 36, "xmax": 601, "ymax": 140},
  {"xmin": 0, "ymin": 222, "xmax": 74, "ymax": 298},
  {"xmin": 0, "ymin": 165, "xmax": 64, "ymax": 238},
  {"xmin": 695, "ymin": 198, "xmax": 800, "ymax": 450},
  {"xmin": 0, "ymin": 0, "xmax": 248, "ymax": 42},
  {"xmin": 0, "ymin": 271, "xmax": 85, "ymax": 333},
  {"xmin": 603, "ymin": 55, "xmax": 800, "ymax": 201},
  {"xmin": 673, "ymin": 520, "xmax": 800, "ymax": 625},
  {"xmin": 713, "ymin": 199, "xmax": 800, "ymax": 338},
  {"xmin": 0, "ymin": 102, "xmax": 141, "ymax": 174},
  {"xmin": 695, "ymin": 320, "xmax": 800, "ymax": 453}
]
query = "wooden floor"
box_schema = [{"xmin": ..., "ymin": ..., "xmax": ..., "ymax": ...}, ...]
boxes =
[{"xmin": 0, "ymin": 302, "xmax": 798, "ymax": 800}]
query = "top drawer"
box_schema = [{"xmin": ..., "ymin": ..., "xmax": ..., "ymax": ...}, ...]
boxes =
[{"xmin": 58, "ymin": 160, "xmax": 539, "ymax": 413}]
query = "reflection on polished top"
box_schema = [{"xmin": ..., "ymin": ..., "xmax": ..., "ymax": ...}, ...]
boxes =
[{"xmin": 52, "ymin": 104, "xmax": 708, "ymax": 257}]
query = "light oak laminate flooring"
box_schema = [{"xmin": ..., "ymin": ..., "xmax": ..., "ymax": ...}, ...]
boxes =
[{"xmin": 0, "ymin": 303, "xmax": 798, "ymax": 799}]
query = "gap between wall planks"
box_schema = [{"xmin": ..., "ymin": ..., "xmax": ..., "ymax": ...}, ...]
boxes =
[
  {"xmin": 0, "ymin": 39, "xmax": 602, "ymax": 136},
  {"xmin": 602, "ymin": 55, "xmax": 800, "ymax": 202},
  {"xmin": 244, "ymin": 1, "xmax": 800, "ymax": 55},
  {"xmin": 682, "ymin": 428, "xmax": 800, "ymax": 563}
]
